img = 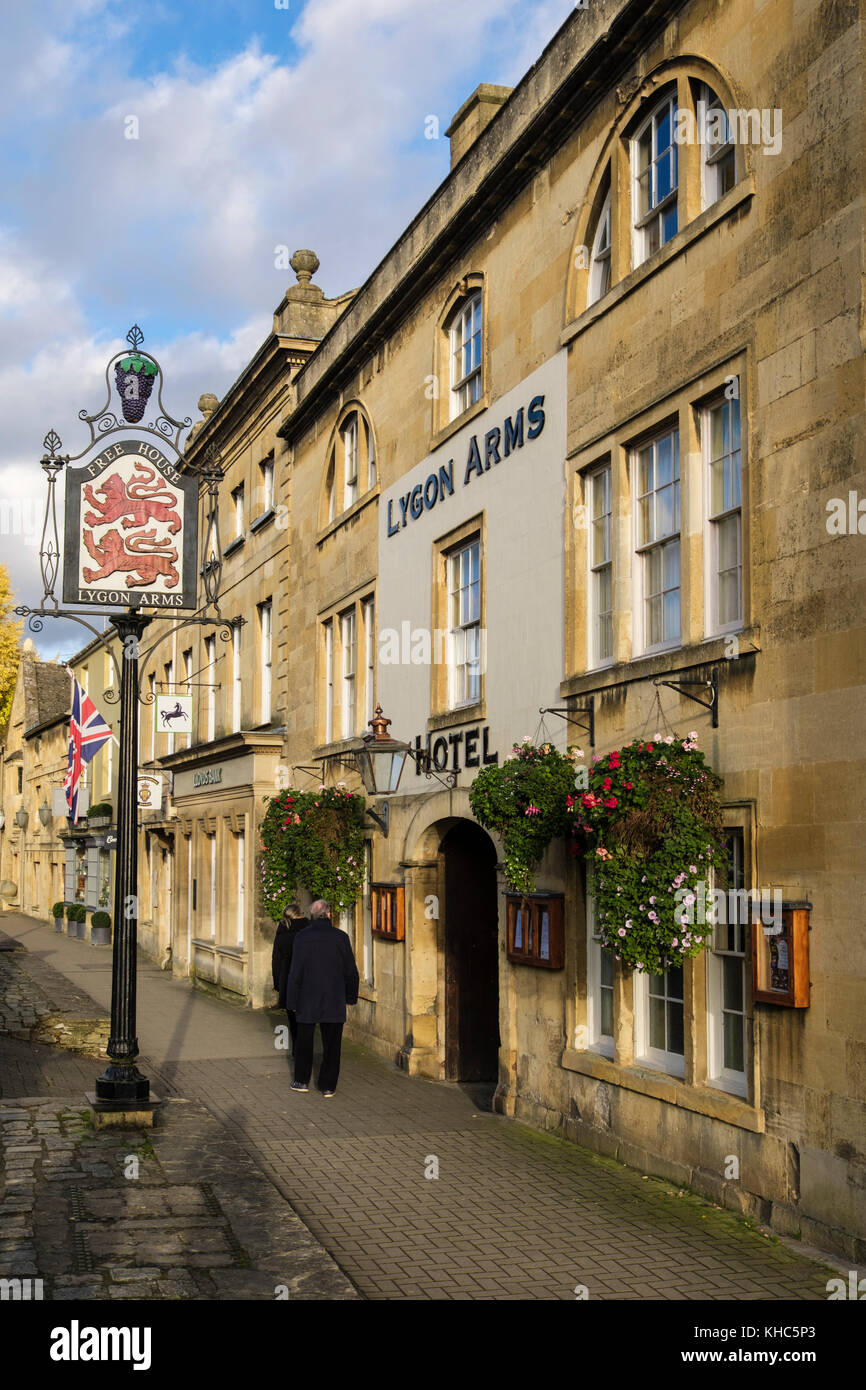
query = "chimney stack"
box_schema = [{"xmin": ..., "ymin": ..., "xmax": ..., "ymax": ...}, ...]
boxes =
[{"xmin": 445, "ymin": 84, "xmax": 513, "ymax": 169}]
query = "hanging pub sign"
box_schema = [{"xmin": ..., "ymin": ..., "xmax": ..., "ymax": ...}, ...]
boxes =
[
  {"xmin": 63, "ymin": 437, "xmax": 199, "ymax": 610},
  {"xmin": 154, "ymin": 693, "xmax": 193, "ymax": 736},
  {"xmin": 137, "ymin": 774, "xmax": 163, "ymax": 810}
]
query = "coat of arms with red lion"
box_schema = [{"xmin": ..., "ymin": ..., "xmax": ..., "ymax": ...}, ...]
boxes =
[{"xmin": 83, "ymin": 463, "xmax": 182, "ymax": 534}]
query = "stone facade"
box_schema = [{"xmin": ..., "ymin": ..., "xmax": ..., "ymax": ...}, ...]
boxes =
[{"xmin": 134, "ymin": 0, "xmax": 864, "ymax": 1259}]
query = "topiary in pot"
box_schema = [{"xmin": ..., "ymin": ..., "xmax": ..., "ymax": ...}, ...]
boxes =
[
  {"xmin": 90, "ymin": 910, "xmax": 111, "ymax": 946},
  {"xmin": 52, "ymin": 901, "xmax": 65, "ymax": 932}
]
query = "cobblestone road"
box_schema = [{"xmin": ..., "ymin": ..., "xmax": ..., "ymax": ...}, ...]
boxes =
[{"xmin": 0, "ymin": 913, "xmax": 845, "ymax": 1301}]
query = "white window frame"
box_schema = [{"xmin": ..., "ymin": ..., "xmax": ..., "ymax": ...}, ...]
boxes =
[
  {"xmin": 587, "ymin": 190, "xmax": 612, "ymax": 307},
  {"xmin": 447, "ymin": 538, "xmax": 481, "ymax": 709},
  {"xmin": 365, "ymin": 419, "xmax": 377, "ymax": 490},
  {"xmin": 707, "ymin": 828, "xmax": 748, "ymax": 1097},
  {"xmin": 163, "ymin": 659, "xmax": 174, "ymax": 751},
  {"xmin": 588, "ymin": 463, "xmax": 613, "ymax": 668},
  {"xmin": 183, "ymin": 648, "xmax": 193, "ymax": 749},
  {"xmin": 635, "ymin": 964, "xmax": 685, "ymax": 1078},
  {"xmin": 585, "ymin": 871, "xmax": 614, "ymax": 1058},
  {"xmin": 209, "ymin": 832, "xmax": 216, "ymax": 940},
  {"xmin": 231, "ymin": 483, "xmax": 244, "ymax": 540},
  {"xmin": 259, "ymin": 600, "xmax": 272, "ymax": 725},
  {"xmin": 633, "ymin": 427, "xmax": 681, "ymax": 654},
  {"xmin": 699, "ymin": 83, "xmax": 736, "ymax": 209},
  {"xmin": 342, "ymin": 415, "xmax": 359, "ymax": 509},
  {"xmin": 340, "ymin": 608, "xmax": 356, "ymax": 739},
  {"xmin": 260, "ymin": 454, "xmax": 275, "ymax": 513},
  {"xmin": 632, "ymin": 91, "xmax": 679, "ymax": 266},
  {"xmin": 327, "ymin": 463, "xmax": 336, "ymax": 524},
  {"xmin": 323, "ymin": 619, "xmax": 334, "ymax": 743},
  {"xmin": 362, "ymin": 597, "xmax": 375, "ymax": 725},
  {"xmin": 232, "ymin": 622, "xmax": 242, "ymax": 732},
  {"xmin": 703, "ymin": 392, "xmax": 743, "ymax": 636},
  {"xmin": 204, "ymin": 636, "xmax": 216, "ymax": 742},
  {"xmin": 236, "ymin": 826, "xmax": 245, "ymax": 948},
  {"xmin": 449, "ymin": 292, "xmax": 483, "ymax": 419}
]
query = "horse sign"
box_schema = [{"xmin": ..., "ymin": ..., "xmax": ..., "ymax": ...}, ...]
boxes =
[
  {"xmin": 154, "ymin": 693, "xmax": 192, "ymax": 735},
  {"xmin": 63, "ymin": 438, "xmax": 198, "ymax": 609}
]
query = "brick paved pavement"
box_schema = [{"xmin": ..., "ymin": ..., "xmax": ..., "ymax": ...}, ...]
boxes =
[{"xmin": 1, "ymin": 912, "xmax": 846, "ymax": 1302}]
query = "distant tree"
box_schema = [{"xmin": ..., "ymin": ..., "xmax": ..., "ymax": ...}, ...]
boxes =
[{"xmin": 0, "ymin": 566, "xmax": 23, "ymax": 734}]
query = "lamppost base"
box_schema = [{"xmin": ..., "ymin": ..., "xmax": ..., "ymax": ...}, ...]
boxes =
[
  {"xmin": 95, "ymin": 1063, "xmax": 151, "ymax": 1102},
  {"xmin": 85, "ymin": 1091, "xmax": 161, "ymax": 1130}
]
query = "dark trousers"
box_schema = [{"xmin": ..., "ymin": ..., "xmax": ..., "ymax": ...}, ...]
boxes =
[
  {"xmin": 285, "ymin": 1009, "xmax": 298, "ymax": 1054},
  {"xmin": 294, "ymin": 1022, "xmax": 344, "ymax": 1091}
]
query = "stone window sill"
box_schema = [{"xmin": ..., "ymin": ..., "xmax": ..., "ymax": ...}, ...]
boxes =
[
  {"xmin": 561, "ymin": 177, "xmax": 755, "ymax": 349},
  {"xmin": 427, "ymin": 702, "xmax": 486, "ymax": 733},
  {"xmin": 560, "ymin": 628, "xmax": 760, "ymax": 699},
  {"xmin": 560, "ymin": 1046, "xmax": 764, "ymax": 1132},
  {"xmin": 428, "ymin": 394, "xmax": 490, "ymax": 454},
  {"xmin": 316, "ymin": 484, "xmax": 380, "ymax": 545}
]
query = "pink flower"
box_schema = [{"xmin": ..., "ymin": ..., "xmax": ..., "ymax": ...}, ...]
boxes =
[
  {"xmin": 618, "ymin": 928, "xmax": 626, "ymax": 937},
  {"xmin": 595, "ymin": 847, "xmax": 611, "ymax": 860},
  {"xmin": 524, "ymin": 805, "xmax": 541, "ymax": 817}
]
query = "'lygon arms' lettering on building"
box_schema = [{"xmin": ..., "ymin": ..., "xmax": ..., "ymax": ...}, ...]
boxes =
[{"xmin": 386, "ymin": 395, "xmax": 546, "ymax": 537}]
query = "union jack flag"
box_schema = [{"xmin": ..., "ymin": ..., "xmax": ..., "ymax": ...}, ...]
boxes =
[{"xmin": 65, "ymin": 678, "xmax": 113, "ymax": 824}]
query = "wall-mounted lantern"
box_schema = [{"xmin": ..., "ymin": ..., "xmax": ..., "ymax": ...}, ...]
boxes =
[
  {"xmin": 352, "ymin": 705, "xmax": 411, "ymax": 836},
  {"xmin": 38, "ymin": 801, "xmax": 53, "ymax": 828},
  {"xmin": 0, "ymin": 810, "xmax": 5, "ymax": 831},
  {"xmin": 14, "ymin": 808, "xmax": 29, "ymax": 830}
]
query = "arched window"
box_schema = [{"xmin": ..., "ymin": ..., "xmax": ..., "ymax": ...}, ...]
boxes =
[
  {"xmin": 448, "ymin": 291, "xmax": 483, "ymax": 419},
  {"xmin": 587, "ymin": 186, "xmax": 612, "ymax": 307},
  {"xmin": 632, "ymin": 87, "xmax": 679, "ymax": 265},
  {"xmin": 321, "ymin": 404, "xmax": 378, "ymax": 528}
]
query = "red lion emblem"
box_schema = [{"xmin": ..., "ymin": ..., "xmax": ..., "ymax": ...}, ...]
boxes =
[
  {"xmin": 83, "ymin": 463, "xmax": 181, "ymax": 535},
  {"xmin": 82, "ymin": 528, "xmax": 179, "ymax": 588}
]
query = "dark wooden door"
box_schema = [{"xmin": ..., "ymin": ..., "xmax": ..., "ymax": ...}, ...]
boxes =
[{"xmin": 443, "ymin": 821, "xmax": 500, "ymax": 1081}]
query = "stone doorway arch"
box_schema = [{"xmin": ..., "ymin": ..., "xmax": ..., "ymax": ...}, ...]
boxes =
[{"xmin": 400, "ymin": 790, "xmax": 501, "ymax": 1082}]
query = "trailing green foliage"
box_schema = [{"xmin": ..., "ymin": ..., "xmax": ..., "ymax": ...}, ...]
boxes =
[
  {"xmin": 469, "ymin": 740, "xmax": 583, "ymax": 895},
  {"xmin": 259, "ymin": 786, "xmax": 367, "ymax": 921},
  {"xmin": 568, "ymin": 735, "xmax": 726, "ymax": 973}
]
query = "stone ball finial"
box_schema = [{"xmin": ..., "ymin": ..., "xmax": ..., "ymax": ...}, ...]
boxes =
[
  {"xmin": 290, "ymin": 249, "xmax": 320, "ymax": 286},
  {"xmin": 22, "ymin": 637, "xmax": 35, "ymax": 655},
  {"xmin": 198, "ymin": 393, "xmax": 219, "ymax": 418}
]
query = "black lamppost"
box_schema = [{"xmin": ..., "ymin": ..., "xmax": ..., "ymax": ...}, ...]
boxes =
[{"xmin": 16, "ymin": 326, "xmax": 232, "ymax": 1119}]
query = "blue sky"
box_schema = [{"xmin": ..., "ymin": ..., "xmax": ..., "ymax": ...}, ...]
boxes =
[{"xmin": 0, "ymin": 0, "xmax": 575, "ymax": 657}]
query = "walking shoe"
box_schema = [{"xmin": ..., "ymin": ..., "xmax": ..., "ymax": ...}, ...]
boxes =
[
  {"xmin": 291, "ymin": 1081, "xmax": 309, "ymax": 1092},
  {"xmin": 321, "ymin": 1089, "xmax": 336, "ymax": 1098}
]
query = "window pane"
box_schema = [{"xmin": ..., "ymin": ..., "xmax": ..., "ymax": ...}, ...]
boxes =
[
  {"xmin": 662, "ymin": 204, "xmax": 678, "ymax": 243},
  {"xmin": 656, "ymin": 433, "xmax": 673, "ymax": 486},
  {"xmin": 667, "ymin": 999, "xmax": 685, "ymax": 1055},
  {"xmin": 539, "ymin": 911, "xmax": 550, "ymax": 960},
  {"xmin": 649, "ymin": 994, "xmax": 666, "ymax": 1050},
  {"xmin": 600, "ymin": 985, "xmax": 614, "ymax": 1038},
  {"xmin": 663, "ymin": 537, "xmax": 680, "ymax": 589},
  {"xmin": 663, "ymin": 588, "xmax": 680, "ymax": 642},
  {"xmin": 723, "ymin": 953, "xmax": 744, "ymax": 1013}
]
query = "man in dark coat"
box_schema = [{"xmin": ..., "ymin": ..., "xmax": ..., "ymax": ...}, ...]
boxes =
[
  {"xmin": 286, "ymin": 899, "xmax": 359, "ymax": 1096},
  {"xmin": 272, "ymin": 902, "xmax": 309, "ymax": 1055}
]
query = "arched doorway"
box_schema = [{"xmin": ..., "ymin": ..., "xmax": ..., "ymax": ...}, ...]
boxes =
[{"xmin": 442, "ymin": 820, "xmax": 499, "ymax": 1082}]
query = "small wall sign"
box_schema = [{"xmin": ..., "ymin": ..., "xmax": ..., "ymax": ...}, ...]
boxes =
[
  {"xmin": 137, "ymin": 774, "xmax": 163, "ymax": 810},
  {"xmin": 752, "ymin": 901, "xmax": 811, "ymax": 1007},
  {"xmin": 155, "ymin": 693, "xmax": 192, "ymax": 735}
]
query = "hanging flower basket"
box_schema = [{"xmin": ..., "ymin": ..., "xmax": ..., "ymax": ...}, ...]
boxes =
[
  {"xmin": 568, "ymin": 734, "xmax": 726, "ymax": 974},
  {"xmin": 259, "ymin": 786, "xmax": 366, "ymax": 921},
  {"xmin": 115, "ymin": 353, "xmax": 157, "ymax": 423},
  {"xmin": 469, "ymin": 739, "xmax": 583, "ymax": 896}
]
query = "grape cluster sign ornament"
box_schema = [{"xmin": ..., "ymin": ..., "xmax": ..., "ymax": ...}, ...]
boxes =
[{"xmin": 17, "ymin": 323, "xmax": 234, "ymax": 1119}]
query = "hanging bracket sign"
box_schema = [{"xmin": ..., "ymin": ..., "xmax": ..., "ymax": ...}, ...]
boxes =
[{"xmin": 63, "ymin": 438, "xmax": 199, "ymax": 609}]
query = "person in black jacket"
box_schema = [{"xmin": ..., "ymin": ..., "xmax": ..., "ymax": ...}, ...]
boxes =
[
  {"xmin": 286, "ymin": 899, "xmax": 359, "ymax": 1096},
  {"xmin": 272, "ymin": 902, "xmax": 309, "ymax": 1056}
]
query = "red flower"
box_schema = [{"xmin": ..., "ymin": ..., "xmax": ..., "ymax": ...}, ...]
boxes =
[
  {"xmin": 646, "ymin": 743, "xmax": 654, "ymax": 752},
  {"xmin": 602, "ymin": 777, "xmax": 612, "ymax": 791},
  {"xmin": 604, "ymin": 796, "xmax": 618, "ymax": 808},
  {"xmin": 624, "ymin": 781, "xmax": 634, "ymax": 790}
]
